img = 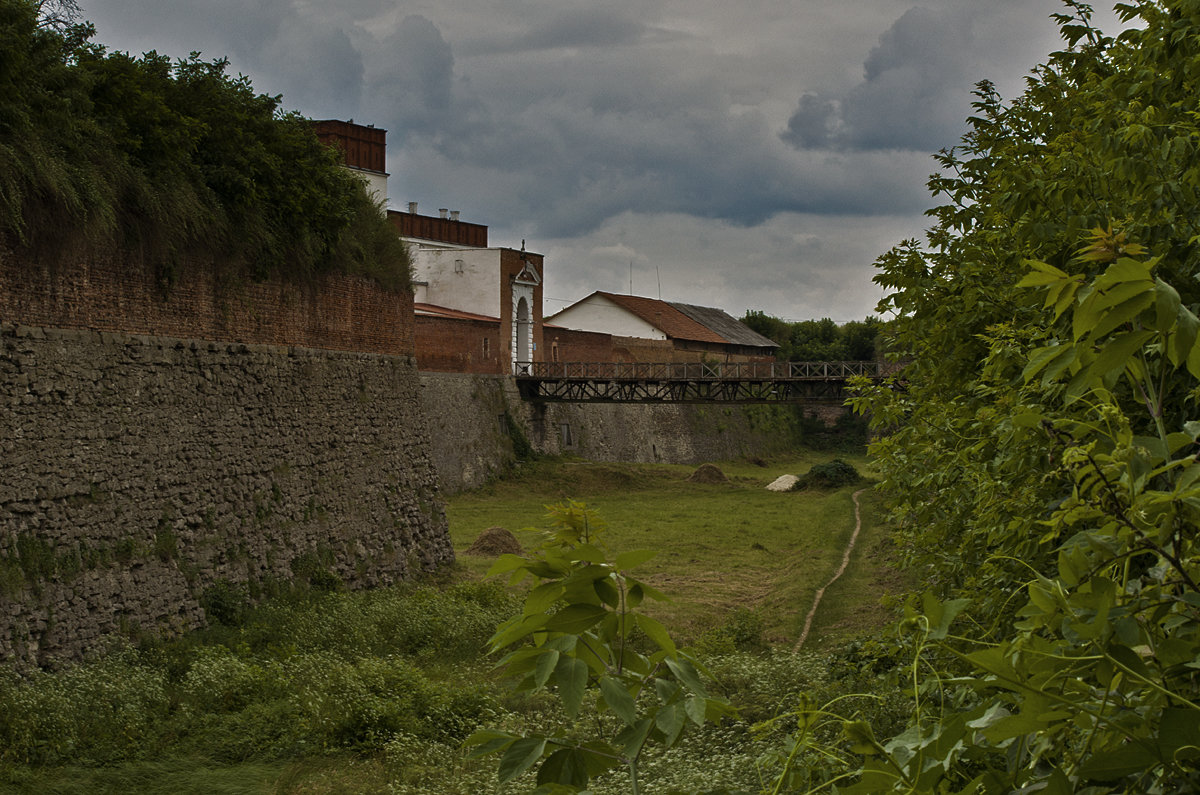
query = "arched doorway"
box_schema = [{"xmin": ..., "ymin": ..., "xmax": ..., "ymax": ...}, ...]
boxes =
[{"xmin": 514, "ymin": 296, "xmax": 531, "ymax": 374}]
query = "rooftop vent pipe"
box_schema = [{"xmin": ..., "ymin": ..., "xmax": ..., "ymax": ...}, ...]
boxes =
[
  {"xmin": 408, "ymin": 201, "xmax": 418, "ymax": 214},
  {"xmin": 450, "ymin": 210, "xmax": 460, "ymax": 221},
  {"xmin": 438, "ymin": 208, "xmax": 448, "ymax": 219}
]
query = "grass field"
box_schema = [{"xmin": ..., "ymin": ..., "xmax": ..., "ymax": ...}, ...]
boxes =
[
  {"xmin": 448, "ymin": 452, "xmax": 902, "ymax": 646},
  {"xmin": 0, "ymin": 452, "xmax": 911, "ymax": 794}
]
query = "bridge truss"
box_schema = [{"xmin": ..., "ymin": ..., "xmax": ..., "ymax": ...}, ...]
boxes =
[{"xmin": 514, "ymin": 361, "xmax": 884, "ymax": 403}]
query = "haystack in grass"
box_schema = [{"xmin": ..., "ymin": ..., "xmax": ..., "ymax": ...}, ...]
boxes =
[
  {"xmin": 466, "ymin": 526, "xmax": 523, "ymax": 556},
  {"xmin": 688, "ymin": 463, "xmax": 728, "ymax": 483}
]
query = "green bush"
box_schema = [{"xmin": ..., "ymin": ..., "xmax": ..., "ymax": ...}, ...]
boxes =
[
  {"xmin": 0, "ymin": 647, "xmax": 170, "ymax": 766},
  {"xmin": 791, "ymin": 458, "xmax": 862, "ymax": 490},
  {"xmin": 286, "ymin": 652, "xmax": 494, "ymax": 751},
  {"xmin": 198, "ymin": 579, "xmax": 250, "ymax": 627},
  {"xmin": 695, "ymin": 607, "xmax": 766, "ymax": 655},
  {"xmin": 0, "ymin": 580, "xmax": 520, "ymax": 776}
]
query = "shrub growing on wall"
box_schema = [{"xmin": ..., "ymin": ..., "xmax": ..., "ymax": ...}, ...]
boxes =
[{"xmin": 0, "ymin": 0, "xmax": 410, "ymax": 289}]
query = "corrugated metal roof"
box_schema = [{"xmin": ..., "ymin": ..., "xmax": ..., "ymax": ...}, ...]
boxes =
[{"xmin": 669, "ymin": 303, "xmax": 778, "ymax": 349}]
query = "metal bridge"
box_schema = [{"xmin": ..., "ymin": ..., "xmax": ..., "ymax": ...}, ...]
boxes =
[{"xmin": 513, "ymin": 360, "xmax": 885, "ymax": 403}]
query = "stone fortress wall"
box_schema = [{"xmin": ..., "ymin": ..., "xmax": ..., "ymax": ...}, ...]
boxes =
[
  {"xmin": 418, "ymin": 373, "xmax": 844, "ymax": 494},
  {"xmin": 0, "ymin": 251, "xmax": 449, "ymax": 668}
]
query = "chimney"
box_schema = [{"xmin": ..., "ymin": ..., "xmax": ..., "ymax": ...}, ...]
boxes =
[
  {"xmin": 450, "ymin": 210, "xmax": 460, "ymax": 221},
  {"xmin": 439, "ymin": 208, "xmax": 449, "ymax": 219},
  {"xmin": 407, "ymin": 201, "xmax": 418, "ymax": 214}
]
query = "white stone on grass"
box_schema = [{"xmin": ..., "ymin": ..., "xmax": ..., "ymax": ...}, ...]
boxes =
[{"xmin": 766, "ymin": 474, "xmax": 799, "ymax": 492}]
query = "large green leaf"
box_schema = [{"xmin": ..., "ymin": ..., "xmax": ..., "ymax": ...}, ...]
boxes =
[
  {"xmin": 614, "ymin": 717, "xmax": 654, "ymax": 758},
  {"xmin": 1086, "ymin": 329, "xmax": 1155, "ymax": 383},
  {"xmin": 490, "ymin": 612, "xmax": 550, "ymax": 651},
  {"xmin": 1154, "ymin": 277, "xmax": 1182, "ymax": 333},
  {"xmin": 1023, "ymin": 343, "xmax": 1074, "ymax": 384},
  {"xmin": 525, "ymin": 581, "xmax": 564, "ymax": 616},
  {"xmin": 922, "ymin": 593, "xmax": 971, "ymax": 640},
  {"xmin": 463, "ymin": 728, "xmax": 517, "ymax": 758},
  {"xmin": 635, "ymin": 614, "xmax": 678, "ymax": 656},
  {"xmin": 533, "ymin": 648, "xmax": 559, "ymax": 690},
  {"xmin": 556, "ymin": 655, "xmax": 589, "ymax": 718},
  {"xmin": 1079, "ymin": 289, "xmax": 1155, "ymax": 342},
  {"xmin": 599, "ymin": 676, "xmax": 637, "ymax": 726},
  {"xmin": 685, "ymin": 695, "xmax": 707, "ymax": 727},
  {"xmin": 545, "ymin": 604, "xmax": 609, "ymax": 634},
  {"xmin": 665, "ymin": 657, "xmax": 708, "ymax": 697},
  {"xmin": 536, "ymin": 748, "xmax": 590, "ymax": 789},
  {"xmin": 498, "ymin": 736, "xmax": 547, "ymax": 785},
  {"xmin": 655, "ymin": 701, "xmax": 686, "ymax": 746},
  {"xmin": 1171, "ymin": 306, "xmax": 1200, "ymax": 369},
  {"xmin": 1077, "ymin": 742, "xmax": 1159, "ymax": 781},
  {"xmin": 486, "ymin": 553, "xmax": 530, "ymax": 578},
  {"xmin": 1159, "ymin": 708, "xmax": 1200, "ymax": 759},
  {"xmin": 1017, "ymin": 260, "xmax": 1070, "ymax": 286}
]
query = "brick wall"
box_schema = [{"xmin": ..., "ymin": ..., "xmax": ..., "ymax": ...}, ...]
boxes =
[
  {"xmin": 0, "ymin": 248, "xmax": 414, "ymax": 355},
  {"xmin": 415, "ymin": 315, "xmax": 502, "ymax": 374},
  {"xmin": 544, "ymin": 330, "xmax": 775, "ymax": 365},
  {"xmin": 612, "ymin": 336, "xmax": 679, "ymax": 362},
  {"xmin": 543, "ymin": 327, "xmax": 614, "ymax": 363}
]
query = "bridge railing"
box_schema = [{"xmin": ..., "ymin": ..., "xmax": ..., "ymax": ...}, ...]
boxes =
[{"xmin": 517, "ymin": 361, "xmax": 884, "ymax": 380}]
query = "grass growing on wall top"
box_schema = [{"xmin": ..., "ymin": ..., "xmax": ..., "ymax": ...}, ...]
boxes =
[{"xmin": 0, "ymin": 0, "xmax": 410, "ymax": 291}]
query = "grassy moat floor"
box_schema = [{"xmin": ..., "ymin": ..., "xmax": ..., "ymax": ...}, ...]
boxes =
[{"xmin": 0, "ymin": 452, "xmax": 912, "ymax": 794}]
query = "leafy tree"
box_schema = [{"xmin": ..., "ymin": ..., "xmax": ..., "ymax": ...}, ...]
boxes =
[
  {"xmin": 814, "ymin": 1, "xmax": 1200, "ymax": 791},
  {"xmin": 742, "ymin": 310, "xmax": 792, "ymax": 349},
  {"xmin": 741, "ymin": 311, "xmax": 882, "ymax": 362}
]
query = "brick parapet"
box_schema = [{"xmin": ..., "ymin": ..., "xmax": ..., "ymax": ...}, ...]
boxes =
[{"xmin": 0, "ymin": 248, "xmax": 414, "ymax": 356}]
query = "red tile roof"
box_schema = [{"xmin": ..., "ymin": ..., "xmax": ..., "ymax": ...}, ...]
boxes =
[{"xmin": 593, "ymin": 292, "xmax": 727, "ymax": 344}]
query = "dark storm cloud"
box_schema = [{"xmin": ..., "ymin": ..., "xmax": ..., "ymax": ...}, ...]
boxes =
[
  {"xmin": 366, "ymin": 15, "xmax": 460, "ymax": 137},
  {"xmin": 472, "ymin": 7, "xmax": 648, "ymax": 54},
  {"xmin": 75, "ymin": 0, "xmax": 1127, "ymax": 320},
  {"xmin": 378, "ymin": 22, "xmax": 932, "ymax": 237},
  {"xmin": 783, "ymin": 5, "xmax": 977, "ymax": 152}
]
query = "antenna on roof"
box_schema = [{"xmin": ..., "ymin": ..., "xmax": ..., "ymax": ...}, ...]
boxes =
[
  {"xmin": 629, "ymin": 260, "xmax": 633, "ymax": 295},
  {"xmin": 656, "ymin": 265, "xmax": 662, "ymax": 299}
]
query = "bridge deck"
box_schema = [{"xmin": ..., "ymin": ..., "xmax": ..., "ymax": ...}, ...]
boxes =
[{"xmin": 514, "ymin": 361, "xmax": 882, "ymax": 403}]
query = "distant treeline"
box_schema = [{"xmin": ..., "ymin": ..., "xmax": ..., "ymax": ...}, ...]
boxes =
[
  {"xmin": 0, "ymin": 0, "xmax": 409, "ymax": 289},
  {"xmin": 742, "ymin": 311, "xmax": 882, "ymax": 362}
]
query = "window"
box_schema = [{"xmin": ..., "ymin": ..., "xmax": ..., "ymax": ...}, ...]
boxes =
[
  {"xmin": 482, "ymin": 337, "xmax": 490, "ymax": 356},
  {"xmin": 551, "ymin": 341, "xmax": 560, "ymax": 362},
  {"xmin": 454, "ymin": 258, "xmax": 465, "ymax": 274},
  {"xmin": 560, "ymin": 423, "xmax": 574, "ymax": 448}
]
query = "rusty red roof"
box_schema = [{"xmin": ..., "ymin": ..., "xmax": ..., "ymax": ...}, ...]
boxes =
[
  {"xmin": 591, "ymin": 292, "xmax": 728, "ymax": 344},
  {"xmin": 414, "ymin": 303, "xmax": 499, "ymax": 323}
]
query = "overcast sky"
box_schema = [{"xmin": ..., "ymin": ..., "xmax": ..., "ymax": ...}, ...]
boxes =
[{"xmin": 78, "ymin": 0, "xmax": 1126, "ymax": 321}]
